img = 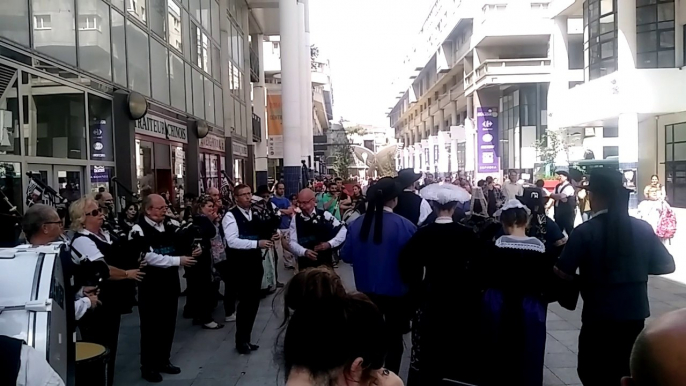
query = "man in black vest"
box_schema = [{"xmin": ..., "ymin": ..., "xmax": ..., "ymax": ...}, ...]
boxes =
[
  {"xmin": 221, "ymin": 184, "xmax": 275, "ymax": 354},
  {"xmin": 0, "ymin": 335, "xmax": 65, "ymax": 385},
  {"xmin": 551, "ymin": 170, "xmax": 577, "ymax": 236},
  {"xmin": 288, "ymin": 188, "xmax": 347, "ymax": 270},
  {"xmin": 129, "ymin": 194, "xmax": 199, "ymax": 383},
  {"xmin": 394, "ymin": 168, "xmax": 433, "ymax": 226}
]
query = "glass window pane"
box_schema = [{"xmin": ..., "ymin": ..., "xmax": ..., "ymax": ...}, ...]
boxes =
[
  {"xmin": 170, "ymin": 52, "xmax": 185, "ymax": 110},
  {"xmin": 0, "ymin": 79, "xmax": 22, "ymax": 155},
  {"xmin": 637, "ymin": 31, "xmax": 657, "ymax": 53},
  {"xmin": 600, "ymin": 0, "xmax": 613, "ymax": 14},
  {"xmin": 674, "ymin": 123, "xmax": 686, "ymax": 142},
  {"xmin": 88, "ymin": 94, "xmax": 114, "ymax": 162},
  {"xmin": 600, "ymin": 41, "xmax": 614, "ymax": 59},
  {"xmin": 190, "ymin": 0, "xmax": 201, "ymax": 21},
  {"xmin": 637, "ymin": 51, "xmax": 658, "ymax": 68},
  {"xmin": 675, "ymin": 143, "xmax": 686, "ymax": 161},
  {"xmin": 168, "ymin": 1, "xmax": 183, "ymax": 52},
  {"xmin": 658, "ymin": 2, "xmax": 675, "ymax": 22},
  {"xmin": 182, "ymin": 10, "xmax": 191, "ymax": 60},
  {"xmin": 192, "ymin": 69, "xmax": 205, "ymax": 118},
  {"xmin": 184, "ymin": 62, "xmax": 193, "ymax": 113},
  {"xmin": 637, "ymin": 0, "xmax": 656, "ymax": 5},
  {"xmin": 202, "ymin": 32, "xmax": 210, "ymax": 73},
  {"xmin": 191, "ymin": 23, "xmax": 201, "ymax": 67},
  {"xmin": 0, "ymin": 0, "xmax": 30, "ymax": 46},
  {"xmin": 32, "ymin": 0, "xmax": 77, "ymax": 66},
  {"xmin": 666, "ymin": 126, "xmax": 673, "ymax": 142},
  {"xmin": 237, "ymin": 31, "xmax": 244, "ymax": 68},
  {"xmin": 149, "ymin": 0, "xmax": 166, "ymax": 38},
  {"xmin": 126, "ymin": 0, "xmax": 146, "ymax": 24},
  {"xmin": 151, "ymin": 38, "xmax": 170, "ymax": 105},
  {"xmin": 599, "ymin": 14, "xmax": 614, "ymax": 34},
  {"xmin": 201, "ymin": 0, "xmax": 210, "ymax": 31},
  {"xmin": 0, "ymin": 163, "xmax": 22, "ymax": 211},
  {"xmin": 637, "ymin": 5, "xmax": 657, "ymax": 25},
  {"xmin": 126, "ymin": 20, "xmax": 151, "ymax": 96},
  {"xmin": 25, "ymin": 74, "xmax": 86, "ymax": 159},
  {"xmin": 211, "ymin": 0, "xmax": 220, "ymax": 41},
  {"xmin": 214, "ymin": 84, "xmax": 223, "ymax": 126},
  {"xmin": 658, "ymin": 50, "xmax": 675, "ymax": 68},
  {"xmin": 204, "ymin": 77, "xmax": 215, "ymax": 124},
  {"xmin": 77, "ymin": 0, "xmax": 111, "ymax": 81},
  {"xmin": 212, "ymin": 44, "xmax": 220, "ymax": 80},
  {"xmin": 231, "ymin": 24, "xmax": 239, "ymax": 61},
  {"xmin": 111, "ymin": 10, "xmax": 127, "ymax": 86},
  {"xmin": 660, "ymin": 30, "xmax": 675, "ymax": 49},
  {"xmin": 111, "ymin": 0, "xmax": 124, "ymax": 11}
]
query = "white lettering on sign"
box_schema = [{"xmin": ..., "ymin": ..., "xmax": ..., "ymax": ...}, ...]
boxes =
[
  {"xmin": 233, "ymin": 140, "xmax": 248, "ymax": 157},
  {"xmin": 135, "ymin": 114, "xmax": 188, "ymax": 143},
  {"xmin": 199, "ymin": 134, "xmax": 226, "ymax": 152}
]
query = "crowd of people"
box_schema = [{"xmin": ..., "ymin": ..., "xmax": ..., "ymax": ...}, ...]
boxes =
[{"xmin": 3, "ymin": 164, "xmax": 684, "ymax": 386}]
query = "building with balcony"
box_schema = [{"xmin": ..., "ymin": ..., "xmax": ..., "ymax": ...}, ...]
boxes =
[
  {"xmin": 388, "ymin": 0, "xmax": 590, "ymax": 181},
  {"xmin": 0, "ymin": 0, "xmax": 266, "ymax": 212}
]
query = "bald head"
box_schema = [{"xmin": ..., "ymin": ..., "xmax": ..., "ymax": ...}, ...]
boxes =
[
  {"xmin": 623, "ymin": 308, "xmax": 686, "ymax": 386},
  {"xmin": 207, "ymin": 187, "xmax": 221, "ymax": 205},
  {"xmin": 143, "ymin": 194, "xmax": 167, "ymax": 223},
  {"xmin": 298, "ymin": 189, "xmax": 316, "ymax": 214}
]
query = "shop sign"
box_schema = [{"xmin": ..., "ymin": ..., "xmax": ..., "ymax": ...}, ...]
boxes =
[
  {"xmin": 90, "ymin": 165, "xmax": 111, "ymax": 183},
  {"xmin": 90, "ymin": 119, "xmax": 114, "ymax": 161},
  {"xmin": 135, "ymin": 114, "xmax": 188, "ymax": 143},
  {"xmin": 199, "ymin": 133, "xmax": 225, "ymax": 152},
  {"xmin": 233, "ymin": 140, "xmax": 248, "ymax": 158},
  {"xmin": 476, "ymin": 107, "xmax": 499, "ymax": 173}
]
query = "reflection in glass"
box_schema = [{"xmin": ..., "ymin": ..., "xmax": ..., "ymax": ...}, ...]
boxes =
[
  {"xmin": 57, "ymin": 169, "xmax": 83, "ymax": 204},
  {"xmin": 25, "ymin": 74, "xmax": 86, "ymax": 159},
  {"xmin": 212, "ymin": 44, "xmax": 220, "ymax": 79},
  {"xmin": 111, "ymin": 0, "xmax": 124, "ymax": 11},
  {"xmin": 192, "ymin": 69, "xmax": 205, "ymax": 118},
  {"xmin": 88, "ymin": 94, "xmax": 114, "ymax": 162},
  {"xmin": 190, "ymin": 0, "xmax": 201, "ymax": 22},
  {"xmin": 170, "ymin": 52, "xmax": 186, "ymax": 111},
  {"xmin": 0, "ymin": 0, "xmax": 30, "ymax": 46},
  {"xmin": 200, "ymin": 0, "xmax": 210, "ymax": 31},
  {"xmin": 90, "ymin": 165, "xmax": 114, "ymax": 193},
  {"xmin": 151, "ymin": 38, "xmax": 170, "ymax": 105},
  {"xmin": 32, "ymin": 0, "xmax": 77, "ymax": 66},
  {"xmin": 204, "ymin": 77, "xmax": 215, "ymax": 124},
  {"xmin": 127, "ymin": 0, "xmax": 147, "ymax": 23},
  {"xmin": 0, "ymin": 78, "xmax": 22, "ymax": 155},
  {"xmin": 136, "ymin": 139, "xmax": 155, "ymax": 192},
  {"xmin": 214, "ymin": 84, "xmax": 223, "ymax": 125},
  {"xmin": 172, "ymin": 146, "xmax": 185, "ymax": 203},
  {"xmin": 0, "ymin": 163, "xmax": 22, "ymax": 220},
  {"xmin": 149, "ymin": 0, "xmax": 165, "ymax": 38},
  {"xmin": 78, "ymin": 0, "xmax": 112, "ymax": 81},
  {"xmin": 185, "ymin": 63, "xmax": 193, "ymax": 113},
  {"xmin": 168, "ymin": 1, "xmax": 183, "ymax": 52},
  {"xmin": 211, "ymin": 0, "xmax": 220, "ymax": 41},
  {"xmin": 126, "ymin": 20, "xmax": 151, "ymax": 96},
  {"xmin": 182, "ymin": 10, "xmax": 191, "ymax": 60},
  {"xmin": 111, "ymin": 10, "xmax": 127, "ymax": 86}
]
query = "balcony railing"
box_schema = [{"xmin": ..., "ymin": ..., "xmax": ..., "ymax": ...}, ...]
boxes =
[
  {"xmin": 250, "ymin": 46, "xmax": 259, "ymax": 83},
  {"xmin": 252, "ymin": 113, "xmax": 261, "ymax": 142},
  {"xmin": 465, "ymin": 58, "xmax": 552, "ymax": 91}
]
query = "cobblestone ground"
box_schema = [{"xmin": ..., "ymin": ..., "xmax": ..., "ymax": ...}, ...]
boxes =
[{"xmin": 113, "ymin": 260, "xmax": 686, "ymax": 386}]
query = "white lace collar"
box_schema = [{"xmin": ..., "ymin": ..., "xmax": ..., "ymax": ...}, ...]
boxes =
[{"xmin": 495, "ymin": 235, "xmax": 545, "ymax": 253}]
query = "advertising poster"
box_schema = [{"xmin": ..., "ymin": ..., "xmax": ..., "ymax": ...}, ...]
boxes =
[
  {"xmin": 476, "ymin": 107, "xmax": 499, "ymax": 174},
  {"xmin": 267, "ymin": 95, "xmax": 284, "ymax": 159}
]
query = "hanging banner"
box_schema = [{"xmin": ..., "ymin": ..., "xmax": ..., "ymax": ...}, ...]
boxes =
[
  {"xmin": 476, "ymin": 107, "xmax": 499, "ymax": 174},
  {"xmin": 267, "ymin": 94, "xmax": 283, "ymax": 159}
]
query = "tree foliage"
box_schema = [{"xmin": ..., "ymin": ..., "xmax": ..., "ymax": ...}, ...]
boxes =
[
  {"xmin": 375, "ymin": 152, "xmax": 398, "ymax": 177},
  {"xmin": 310, "ymin": 45, "xmax": 320, "ymax": 70},
  {"xmin": 534, "ymin": 129, "xmax": 570, "ymax": 178},
  {"xmin": 332, "ymin": 139, "xmax": 353, "ymax": 180}
]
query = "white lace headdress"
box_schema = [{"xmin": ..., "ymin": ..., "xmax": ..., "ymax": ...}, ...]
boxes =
[
  {"xmin": 420, "ymin": 183, "xmax": 471, "ymax": 204},
  {"xmin": 494, "ymin": 199, "xmax": 531, "ymax": 218}
]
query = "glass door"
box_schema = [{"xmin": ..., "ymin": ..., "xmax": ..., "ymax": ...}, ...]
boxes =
[
  {"xmin": 26, "ymin": 164, "xmax": 55, "ymax": 188},
  {"xmin": 26, "ymin": 164, "xmax": 84, "ymax": 207}
]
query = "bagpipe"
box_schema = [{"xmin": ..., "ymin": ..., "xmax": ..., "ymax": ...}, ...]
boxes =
[{"xmin": 250, "ymin": 197, "xmax": 281, "ymax": 240}]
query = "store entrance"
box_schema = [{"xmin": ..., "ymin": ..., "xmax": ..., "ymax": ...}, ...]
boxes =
[{"xmin": 27, "ymin": 164, "xmax": 84, "ymax": 204}]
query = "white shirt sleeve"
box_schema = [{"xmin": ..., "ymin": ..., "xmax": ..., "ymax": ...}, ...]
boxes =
[
  {"xmin": 222, "ymin": 211, "xmax": 258, "ymax": 250},
  {"xmin": 70, "ymin": 237, "xmax": 104, "ymax": 262},
  {"xmin": 418, "ymin": 198, "xmax": 433, "ymax": 226},
  {"xmin": 18, "ymin": 344, "xmax": 66, "ymax": 386},
  {"xmin": 288, "ymin": 215, "xmax": 307, "ymax": 257},
  {"xmin": 322, "ymin": 211, "xmax": 347, "ymax": 248},
  {"xmin": 74, "ymin": 296, "xmax": 91, "ymax": 321},
  {"xmin": 560, "ymin": 184, "xmax": 576, "ymax": 199},
  {"xmin": 128, "ymin": 225, "xmax": 180, "ymax": 268}
]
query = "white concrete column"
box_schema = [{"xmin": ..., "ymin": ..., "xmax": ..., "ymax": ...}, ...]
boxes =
[
  {"xmin": 298, "ymin": 1, "xmax": 310, "ymax": 165},
  {"xmin": 619, "ymin": 112, "xmax": 639, "ymax": 165},
  {"xmin": 280, "ymin": 0, "xmax": 302, "ymax": 191},
  {"xmin": 549, "ymin": 16, "xmax": 568, "ymax": 132},
  {"xmin": 617, "ymin": 0, "xmax": 637, "ymax": 72},
  {"xmin": 414, "ymin": 143, "xmax": 421, "ymax": 173},
  {"xmin": 466, "ymin": 96, "xmax": 475, "ymax": 173},
  {"xmin": 427, "ymin": 115, "xmax": 435, "ymax": 173},
  {"xmin": 436, "ymin": 109, "xmax": 447, "ymax": 174},
  {"xmin": 452, "ymin": 101, "xmax": 459, "ymax": 126},
  {"xmin": 253, "ymin": 34, "xmax": 268, "ymax": 174},
  {"xmin": 303, "ymin": 0, "xmax": 314, "ymax": 167}
]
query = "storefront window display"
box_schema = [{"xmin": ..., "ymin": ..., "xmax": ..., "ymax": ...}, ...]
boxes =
[{"xmin": 90, "ymin": 165, "xmax": 115, "ymax": 194}]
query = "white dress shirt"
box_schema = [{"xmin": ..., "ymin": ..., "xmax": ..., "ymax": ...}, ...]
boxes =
[
  {"xmin": 503, "ymin": 181, "xmax": 524, "ymax": 201},
  {"xmin": 16, "ymin": 344, "xmax": 65, "ymax": 386},
  {"xmin": 70, "ymin": 229, "xmax": 111, "ymax": 263},
  {"xmin": 289, "ymin": 209, "xmax": 347, "ymax": 257},
  {"xmin": 128, "ymin": 216, "xmax": 181, "ymax": 267},
  {"xmin": 74, "ymin": 288, "xmax": 92, "ymax": 321},
  {"xmin": 222, "ymin": 206, "xmax": 259, "ymax": 250},
  {"xmin": 554, "ymin": 182, "xmax": 576, "ymax": 207}
]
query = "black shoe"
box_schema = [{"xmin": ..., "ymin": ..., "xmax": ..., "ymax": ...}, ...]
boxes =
[
  {"xmin": 236, "ymin": 343, "xmax": 252, "ymax": 355},
  {"xmin": 248, "ymin": 343, "xmax": 259, "ymax": 351},
  {"xmin": 141, "ymin": 369, "xmax": 163, "ymax": 383},
  {"xmin": 158, "ymin": 363, "xmax": 181, "ymax": 375},
  {"xmin": 201, "ymin": 322, "xmax": 225, "ymax": 330}
]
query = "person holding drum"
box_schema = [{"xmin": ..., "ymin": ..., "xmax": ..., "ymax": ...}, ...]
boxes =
[
  {"xmin": 129, "ymin": 194, "xmax": 200, "ymax": 383},
  {"xmin": 69, "ymin": 197, "xmax": 144, "ymax": 386}
]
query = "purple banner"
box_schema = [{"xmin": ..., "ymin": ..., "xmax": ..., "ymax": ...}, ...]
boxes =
[{"xmin": 477, "ymin": 107, "xmax": 499, "ymax": 174}]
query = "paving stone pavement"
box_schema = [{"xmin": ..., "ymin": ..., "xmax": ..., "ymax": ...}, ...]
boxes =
[{"xmin": 113, "ymin": 261, "xmax": 686, "ymax": 386}]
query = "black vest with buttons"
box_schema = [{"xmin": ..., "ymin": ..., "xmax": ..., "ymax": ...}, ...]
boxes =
[
  {"xmin": 295, "ymin": 209, "xmax": 336, "ymax": 261},
  {"xmin": 394, "ymin": 191, "xmax": 423, "ymax": 225},
  {"xmin": 136, "ymin": 217, "xmax": 181, "ymax": 295},
  {"xmin": 227, "ymin": 207, "xmax": 263, "ymax": 265}
]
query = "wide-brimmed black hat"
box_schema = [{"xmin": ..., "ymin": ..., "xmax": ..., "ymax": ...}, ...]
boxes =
[
  {"xmin": 583, "ymin": 168, "xmax": 629, "ymax": 196},
  {"xmin": 397, "ymin": 168, "xmax": 422, "ymax": 188},
  {"xmin": 555, "ymin": 169, "xmax": 570, "ymax": 178},
  {"xmin": 367, "ymin": 177, "xmax": 402, "ymax": 204}
]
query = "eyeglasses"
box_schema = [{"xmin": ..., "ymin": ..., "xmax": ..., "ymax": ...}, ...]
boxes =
[
  {"xmin": 236, "ymin": 192, "xmax": 252, "ymax": 197},
  {"xmin": 43, "ymin": 221, "xmax": 63, "ymax": 226},
  {"xmin": 152, "ymin": 205, "xmax": 168, "ymax": 211},
  {"xmin": 86, "ymin": 208, "xmax": 103, "ymax": 217}
]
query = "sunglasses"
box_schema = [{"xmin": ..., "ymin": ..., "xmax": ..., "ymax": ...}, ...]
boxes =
[
  {"xmin": 86, "ymin": 208, "xmax": 103, "ymax": 217},
  {"xmin": 43, "ymin": 221, "xmax": 63, "ymax": 226}
]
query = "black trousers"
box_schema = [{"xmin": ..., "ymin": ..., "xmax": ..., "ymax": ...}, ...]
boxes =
[
  {"xmin": 138, "ymin": 280, "xmax": 179, "ymax": 370},
  {"xmin": 555, "ymin": 210, "xmax": 575, "ymax": 236},
  {"xmin": 215, "ymin": 260, "xmax": 237, "ymax": 317},
  {"xmin": 364, "ymin": 293, "xmax": 410, "ymax": 374},
  {"xmin": 235, "ymin": 259, "xmax": 264, "ymax": 346},
  {"xmin": 578, "ymin": 320, "xmax": 645, "ymax": 386},
  {"xmin": 78, "ymin": 307, "xmax": 121, "ymax": 386},
  {"xmin": 184, "ymin": 265, "xmax": 215, "ymax": 324}
]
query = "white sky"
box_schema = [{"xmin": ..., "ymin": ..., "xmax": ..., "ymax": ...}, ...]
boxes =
[{"xmin": 309, "ymin": 0, "xmax": 433, "ymax": 127}]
